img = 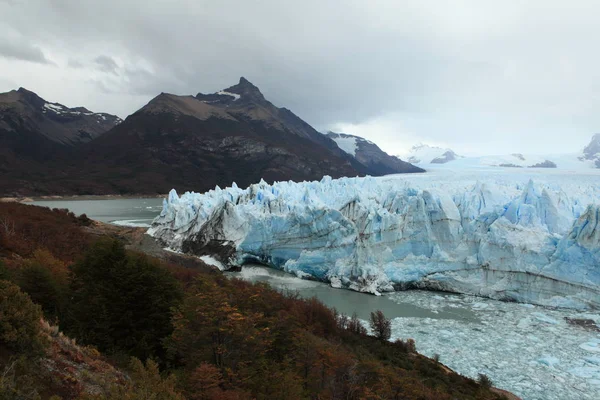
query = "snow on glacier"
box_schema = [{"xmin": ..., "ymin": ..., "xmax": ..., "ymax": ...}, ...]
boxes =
[{"xmin": 148, "ymin": 168, "xmax": 600, "ymax": 309}]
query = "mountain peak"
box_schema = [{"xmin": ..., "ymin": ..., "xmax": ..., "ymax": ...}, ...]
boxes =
[
  {"xmin": 13, "ymin": 87, "xmax": 46, "ymax": 108},
  {"xmin": 17, "ymin": 87, "xmax": 35, "ymax": 94},
  {"xmin": 223, "ymin": 77, "xmax": 265, "ymax": 102}
]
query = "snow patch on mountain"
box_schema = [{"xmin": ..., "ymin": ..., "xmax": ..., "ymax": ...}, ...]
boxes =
[
  {"xmin": 327, "ymin": 132, "xmax": 359, "ymax": 156},
  {"xmin": 149, "ymin": 168, "xmax": 600, "ymax": 309},
  {"xmin": 216, "ymin": 91, "xmax": 241, "ymax": 101},
  {"xmin": 43, "ymin": 102, "xmax": 66, "ymax": 113},
  {"xmin": 42, "ymin": 102, "xmax": 123, "ymax": 124}
]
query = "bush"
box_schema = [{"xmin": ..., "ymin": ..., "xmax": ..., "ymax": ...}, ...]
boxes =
[
  {"xmin": 369, "ymin": 310, "xmax": 391, "ymax": 341},
  {"xmin": 68, "ymin": 238, "xmax": 183, "ymax": 361},
  {"xmin": 0, "ymin": 359, "xmax": 41, "ymax": 400},
  {"xmin": 477, "ymin": 373, "xmax": 493, "ymax": 389},
  {"xmin": 81, "ymin": 358, "xmax": 183, "ymax": 400},
  {"xmin": 0, "ymin": 280, "xmax": 46, "ymax": 355}
]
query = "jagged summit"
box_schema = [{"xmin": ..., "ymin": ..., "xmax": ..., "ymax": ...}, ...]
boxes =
[
  {"xmin": 195, "ymin": 77, "xmax": 266, "ymax": 105},
  {"xmin": 226, "ymin": 76, "xmax": 265, "ymax": 99}
]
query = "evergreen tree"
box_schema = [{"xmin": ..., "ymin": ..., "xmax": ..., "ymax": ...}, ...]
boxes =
[
  {"xmin": 17, "ymin": 263, "xmax": 64, "ymax": 322},
  {"xmin": 68, "ymin": 238, "xmax": 182, "ymax": 361}
]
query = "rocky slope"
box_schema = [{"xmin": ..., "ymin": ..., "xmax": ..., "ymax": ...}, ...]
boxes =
[{"xmin": 326, "ymin": 131, "xmax": 423, "ymax": 175}]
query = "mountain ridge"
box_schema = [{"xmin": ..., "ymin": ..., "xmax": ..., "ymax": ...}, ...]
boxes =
[
  {"xmin": 0, "ymin": 87, "xmax": 122, "ymax": 145},
  {"xmin": 0, "ymin": 79, "xmax": 423, "ymax": 196}
]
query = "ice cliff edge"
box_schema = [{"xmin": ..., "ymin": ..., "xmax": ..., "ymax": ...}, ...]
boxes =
[{"xmin": 148, "ymin": 176, "xmax": 600, "ymax": 309}]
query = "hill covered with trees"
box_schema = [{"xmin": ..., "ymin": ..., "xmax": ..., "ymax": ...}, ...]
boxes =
[{"xmin": 0, "ymin": 202, "xmax": 507, "ymax": 399}]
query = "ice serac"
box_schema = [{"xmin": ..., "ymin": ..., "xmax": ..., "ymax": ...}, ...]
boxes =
[{"xmin": 149, "ymin": 175, "xmax": 600, "ymax": 309}]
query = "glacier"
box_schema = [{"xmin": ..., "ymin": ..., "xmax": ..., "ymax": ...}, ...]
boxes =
[{"xmin": 148, "ymin": 169, "xmax": 600, "ymax": 309}]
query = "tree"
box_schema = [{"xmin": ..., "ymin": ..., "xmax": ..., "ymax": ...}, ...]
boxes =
[
  {"xmin": 369, "ymin": 310, "xmax": 391, "ymax": 341},
  {"xmin": 347, "ymin": 312, "xmax": 367, "ymax": 335},
  {"xmin": 477, "ymin": 373, "xmax": 493, "ymax": 389},
  {"xmin": 0, "ymin": 280, "xmax": 46, "ymax": 355},
  {"xmin": 167, "ymin": 276, "xmax": 271, "ymax": 371},
  {"xmin": 17, "ymin": 262, "xmax": 65, "ymax": 322},
  {"xmin": 68, "ymin": 238, "xmax": 183, "ymax": 361}
]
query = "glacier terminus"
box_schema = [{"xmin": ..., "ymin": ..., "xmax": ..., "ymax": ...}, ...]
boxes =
[{"xmin": 149, "ymin": 167, "xmax": 600, "ymax": 309}]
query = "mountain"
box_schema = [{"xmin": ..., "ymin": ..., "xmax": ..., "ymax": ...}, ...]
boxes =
[
  {"xmin": 0, "ymin": 87, "xmax": 121, "ymax": 146},
  {"xmin": 1, "ymin": 79, "xmax": 429, "ymax": 196},
  {"xmin": 50, "ymin": 78, "xmax": 419, "ymax": 195},
  {"xmin": 582, "ymin": 133, "xmax": 600, "ymax": 167},
  {"xmin": 399, "ymin": 144, "xmax": 462, "ymax": 165},
  {"xmin": 0, "ymin": 88, "xmax": 122, "ymax": 195},
  {"xmin": 325, "ymin": 132, "xmax": 423, "ymax": 174},
  {"xmin": 401, "ymin": 139, "xmax": 600, "ymax": 170}
]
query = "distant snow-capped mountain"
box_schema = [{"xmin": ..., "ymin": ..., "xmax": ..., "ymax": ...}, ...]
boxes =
[
  {"xmin": 581, "ymin": 133, "xmax": 600, "ymax": 168},
  {"xmin": 325, "ymin": 131, "xmax": 423, "ymax": 175},
  {"xmin": 400, "ymin": 137, "xmax": 600, "ymax": 170},
  {"xmin": 397, "ymin": 144, "xmax": 462, "ymax": 165}
]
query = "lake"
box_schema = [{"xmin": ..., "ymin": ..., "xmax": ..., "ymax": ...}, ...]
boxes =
[{"xmin": 31, "ymin": 197, "xmax": 163, "ymax": 227}]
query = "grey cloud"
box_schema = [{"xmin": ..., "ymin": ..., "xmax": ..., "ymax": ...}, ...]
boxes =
[
  {"xmin": 0, "ymin": 39, "xmax": 52, "ymax": 64},
  {"xmin": 67, "ymin": 58, "xmax": 84, "ymax": 68},
  {"xmin": 1, "ymin": 0, "xmax": 600, "ymax": 154},
  {"xmin": 94, "ymin": 55, "xmax": 119, "ymax": 75}
]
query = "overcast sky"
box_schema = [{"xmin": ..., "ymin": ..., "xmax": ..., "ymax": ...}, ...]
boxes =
[{"xmin": 1, "ymin": 0, "xmax": 599, "ymax": 155}]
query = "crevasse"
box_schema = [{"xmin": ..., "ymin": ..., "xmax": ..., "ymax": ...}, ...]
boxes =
[{"xmin": 148, "ymin": 174, "xmax": 600, "ymax": 309}]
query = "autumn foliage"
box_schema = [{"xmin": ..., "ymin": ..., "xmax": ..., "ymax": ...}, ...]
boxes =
[
  {"xmin": 0, "ymin": 202, "xmax": 91, "ymax": 262},
  {"xmin": 0, "ymin": 202, "xmax": 506, "ymax": 400}
]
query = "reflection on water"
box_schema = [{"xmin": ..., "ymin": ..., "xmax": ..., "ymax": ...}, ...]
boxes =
[{"xmin": 227, "ymin": 265, "xmax": 477, "ymax": 322}]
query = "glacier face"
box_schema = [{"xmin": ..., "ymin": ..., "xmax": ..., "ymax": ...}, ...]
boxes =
[{"xmin": 148, "ymin": 169, "xmax": 600, "ymax": 309}]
